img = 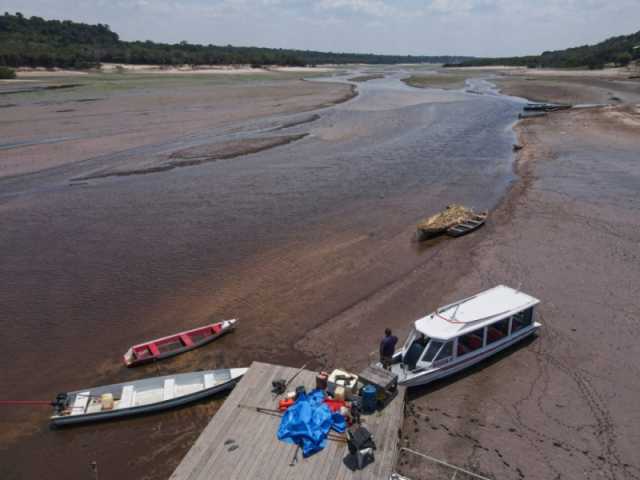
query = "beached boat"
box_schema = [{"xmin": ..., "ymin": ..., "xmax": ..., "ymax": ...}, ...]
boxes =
[
  {"xmin": 50, "ymin": 368, "xmax": 247, "ymax": 426},
  {"xmin": 446, "ymin": 211, "xmax": 487, "ymax": 237},
  {"xmin": 387, "ymin": 285, "xmax": 540, "ymax": 387},
  {"xmin": 416, "ymin": 204, "xmax": 475, "ymax": 241},
  {"xmin": 123, "ymin": 319, "xmax": 237, "ymax": 367},
  {"xmin": 417, "ymin": 205, "xmax": 486, "ymax": 241}
]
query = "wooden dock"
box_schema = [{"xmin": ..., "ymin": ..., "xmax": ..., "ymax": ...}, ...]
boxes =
[{"xmin": 170, "ymin": 361, "xmax": 406, "ymax": 480}]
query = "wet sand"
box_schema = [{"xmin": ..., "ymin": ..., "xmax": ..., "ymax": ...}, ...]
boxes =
[
  {"xmin": 398, "ymin": 76, "xmax": 640, "ymax": 479},
  {"xmin": 0, "ymin": 76, "xmax": 354, "ymax": 178}
]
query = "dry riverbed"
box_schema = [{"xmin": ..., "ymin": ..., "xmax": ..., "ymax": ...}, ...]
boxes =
[{"xmin": 2, "ymin": 66, "xmax": 639, "ymax": 480}]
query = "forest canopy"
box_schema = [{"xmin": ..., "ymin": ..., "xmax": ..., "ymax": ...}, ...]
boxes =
[
  {"xmin": 448, "ymin": 30, "xmax": 640, "ymax": 69},
  {"xmin": 0, "ymin": 12, "xmax": 471, "ymax": 69}
]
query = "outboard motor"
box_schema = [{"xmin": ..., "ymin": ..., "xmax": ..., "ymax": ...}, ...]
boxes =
[{"xmin": 52, "ymin": 393, "xmax": 69, "ymax": 413}]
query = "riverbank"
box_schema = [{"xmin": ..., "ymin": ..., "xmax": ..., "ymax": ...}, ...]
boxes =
[{"xmin": 398, "ymin": 78, "xmax": 640, "ymax": 479}]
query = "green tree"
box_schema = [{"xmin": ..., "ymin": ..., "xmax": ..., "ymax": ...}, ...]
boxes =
[{"xmin": 0, "ymin": 65, "xmax": 16, "ymax": 78}]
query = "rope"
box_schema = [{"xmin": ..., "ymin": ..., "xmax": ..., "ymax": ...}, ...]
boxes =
[
  {"xmin": 398, "ymin": 447, "xmax": 492, "ymax": 480},
  {"xmin": 0, "ymin": 400, "xmax": 51, "ymax": 405}
]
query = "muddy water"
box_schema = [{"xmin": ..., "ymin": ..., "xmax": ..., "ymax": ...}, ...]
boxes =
[{"xmin": 0, "ymin": 70, "xmax": 523, "ymax": 479}]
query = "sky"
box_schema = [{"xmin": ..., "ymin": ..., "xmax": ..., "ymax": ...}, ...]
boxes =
[{"xmin": 2, "ymin": 0, "xmax": 640, "ymax": 57}]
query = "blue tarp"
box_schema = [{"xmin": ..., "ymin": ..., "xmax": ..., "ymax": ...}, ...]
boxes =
[{"xmin": 277, "ymin": 389, "xmax": 347, "ymax": 457}]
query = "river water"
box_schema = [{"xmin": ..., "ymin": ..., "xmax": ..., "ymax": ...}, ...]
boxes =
[{"xmin": 0, "ymin": 68, "xmax": 524, "ymax": 479}]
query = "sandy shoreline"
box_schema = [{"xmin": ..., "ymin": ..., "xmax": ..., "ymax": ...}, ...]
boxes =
[{"xmin": 13, "ymin": 64, "xmax": 338, "ymax": 78}]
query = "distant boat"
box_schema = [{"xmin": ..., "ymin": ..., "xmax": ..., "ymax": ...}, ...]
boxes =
[
  {"xmin": 123, "ymin": 319, "xmax": 237, "ymax": 367},
  {"xmin": 50, "ymin": 368, "xmax": 247, "ymax": 426},
  {"xmin": 385, "ymin": 285, "xmax": 540, "ymax": 388},
  {"xmin": 523, "ymin": 103, "xmax": 571, "ymax": 112}
]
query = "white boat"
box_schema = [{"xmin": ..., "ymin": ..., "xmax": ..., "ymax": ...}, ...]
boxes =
[
  {"xmin": 50, "ymin": 368, "xmax": 247, "ymax": 426},
  {"xmin": 389, "ymin": 285, "xmax": 540, "ymax": 387}
]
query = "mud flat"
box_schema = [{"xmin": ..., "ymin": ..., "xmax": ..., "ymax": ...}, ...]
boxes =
[
  {"xmin": 0, "ymin": 75, "xmax": 354, "ymax": 178},
  {"xmin": 494, "ymin": 68, "xmax": 640, "ymax": 105},
  {"xmin": 397, "ymin": 79, "xmax": 640, "ymax": 479}
]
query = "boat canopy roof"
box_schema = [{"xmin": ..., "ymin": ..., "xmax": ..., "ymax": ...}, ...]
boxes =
[{"xmin": 415, "ymin": 285, "xmax": 540, "ymax": 340}]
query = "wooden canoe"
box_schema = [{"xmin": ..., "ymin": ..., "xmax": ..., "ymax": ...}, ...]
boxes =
[
  {"xmin": 446, "ymin": 212, "xmax": 488, "ymax": 237},
  {"xmin": 123, "ymin": 319, "xmax": 237, "ymax": 367},
  {"xmin": 50, "ymin": 368, "xmax": 247, "ymax": 426}
]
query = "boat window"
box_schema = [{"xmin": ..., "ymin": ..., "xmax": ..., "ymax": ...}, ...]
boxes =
[
  {"xmin": 434, "ymin": 341, "xmax": 453, "ymax": 362},
  {"xmin": 421, "ymin": 340, "xmax": 443, "ymax": 363},
  {"xmin": 404, "ymin": 334, "xmax": 429, "ymax": 370},
  {"xmin": 457, "ymin": 329, "xmax": 484, "ymax": 356},
  {"xmin": 486, "ymin": 318, "xmax": 510, "ymax": 344},
  {"xmin": 511, "ymin": 308, "xmax": 533, "ymax": 333}
]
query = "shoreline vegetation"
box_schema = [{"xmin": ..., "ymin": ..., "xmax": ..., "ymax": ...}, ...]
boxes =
[
  {"xmin": 446, "ymin": 29, "xmax": 640, "ymax": 69},
  {"xmin": 0, "ymin": 13, "xmax": 470, "ymax": 70}
]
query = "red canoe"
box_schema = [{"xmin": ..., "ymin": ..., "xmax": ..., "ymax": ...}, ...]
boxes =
[{"xmin": 123, "ymin": 319, "xmax": 237, "ymax": 367}]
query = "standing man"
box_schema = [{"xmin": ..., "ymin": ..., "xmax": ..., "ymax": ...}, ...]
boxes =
[{"xmin": 379, "ymin": 328, "xmax": 398, "ymax": 370}]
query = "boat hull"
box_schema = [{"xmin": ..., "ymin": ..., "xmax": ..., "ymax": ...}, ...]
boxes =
[
  {"xmin": 51, "ymin": 369, "xmax": 246, "ymax": 426},
  {"xmin": 416, "ymin": 227, "xmax": 446, "ymax": 241},
  {"xmin": 396, "ymin": 324, "xmax": 539, "ymax": 388},
  {"xmin": 124, "ymin": 319, "xmax": 236, "ymax": 367}
]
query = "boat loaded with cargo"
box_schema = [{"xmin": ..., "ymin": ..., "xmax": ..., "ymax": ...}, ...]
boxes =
[
  {"xmin": 416, "ymin": 204, "xmax": 487, "ymax": 241},
  {"xmin": 50, "ymin": 368, "xmax": 247, "ymax": 426},
  {"xmin": 387, "ymin": 285, "xmax": 541, "ymax": 387}
]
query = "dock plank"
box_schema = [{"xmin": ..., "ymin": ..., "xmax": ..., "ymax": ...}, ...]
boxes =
[{"xmin": 171, "ymin": 362, "xmax": 405, "ymax": 480}]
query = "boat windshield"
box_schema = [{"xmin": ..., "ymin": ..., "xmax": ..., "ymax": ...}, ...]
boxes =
[
  {"xmin": 422, "ymin": 340, "xmax": 443, "ymax": 363},
  {"xmin": 404, "ymin": 332, "xmax": 429, "ymax": 370}
]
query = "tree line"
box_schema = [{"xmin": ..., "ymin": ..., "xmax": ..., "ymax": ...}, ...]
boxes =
[
  {"xmin": 448, "ymin": 30, "xmax": 640, "ymax": 69},
  {"xmin": 0, "ymin": 12, "xmax": 470, "ymax": 69}
]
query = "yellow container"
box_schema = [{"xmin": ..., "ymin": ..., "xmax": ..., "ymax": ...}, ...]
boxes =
[{"xmin": 101, "ymin": 393, "xmax": 114, "ymax": 410}]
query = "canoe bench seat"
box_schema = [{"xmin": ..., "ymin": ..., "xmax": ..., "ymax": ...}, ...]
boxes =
[
  {"xmin": 118, "ymin": 385, "xmax": 135, "ymax": 409},
  {"xmin": 72, "ymin": 391, "xmax": 91, "ymax": 415},
  {"xmin": 163, "ymin": 378, "xmax": 176, "ymax": 401}
]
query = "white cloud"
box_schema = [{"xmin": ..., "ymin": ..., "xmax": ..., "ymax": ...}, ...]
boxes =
[{"xmin": 316, "ymin": 0, "xmax": 397, "ymax": 17}]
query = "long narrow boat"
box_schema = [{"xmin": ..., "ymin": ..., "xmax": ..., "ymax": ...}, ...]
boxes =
[
  {"xmin": 50, "ymin": 368, "xmax": 247, "ymax": 426},
  {"xmin": 385, "ymin": 285, "xmax": 540, "ymax": 387},
  {"xmin": 524, "ymin": 103, "xmax": 571, "ymax": 112},
  {"xmin": 123, "ymin": 319, "xmax": 237, "ymax": 367}
]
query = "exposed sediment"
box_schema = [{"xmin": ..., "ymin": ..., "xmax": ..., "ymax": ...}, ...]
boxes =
[
  {"xmin": 399, "ymin": 82, "xmax": 640, "ymax": 480},
  {"xmin": 78, "ymin": 134, "xmax": 308, "ymax": 180}
]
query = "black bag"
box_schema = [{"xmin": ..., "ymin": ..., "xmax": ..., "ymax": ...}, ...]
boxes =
[{"xmin": 347, "ymin": 426, "xmax": 376, "ymax": 454}]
